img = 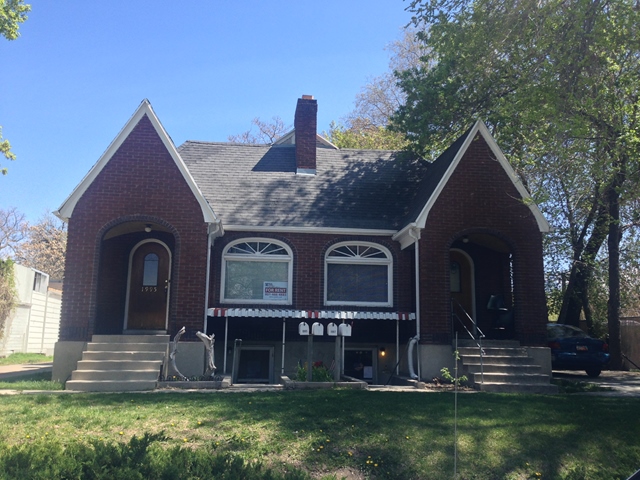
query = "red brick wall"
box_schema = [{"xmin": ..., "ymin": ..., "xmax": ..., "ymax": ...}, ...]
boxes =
[
  {"xmin": 419, "ymin": 134, "xmax": 548, "ymax": 346},
  {"xmin": 294, "ymin": 97, "xmax": 317, "ymax": 171},
  {"xmin": 60, "ymin": 114, "xmax": 208, "ymax": 341}
]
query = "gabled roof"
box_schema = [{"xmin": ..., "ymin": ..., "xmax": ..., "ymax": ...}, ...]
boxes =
[
  {"xmin": 179, "ymin": 141, "xmax": 426, "ymax": 232},
  {"xmin": 416, "ymin": 120, "xmax": 549, "ymax": 231},
  {"xmin": 179, "ymin": 119, "xmax": 548, "ymax": 237},
  {"xmin": 55, "ymin": 100, "xmax": 219, "ymax": 224}
]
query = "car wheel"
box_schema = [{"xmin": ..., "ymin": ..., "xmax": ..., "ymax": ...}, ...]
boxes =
[{"xmin": 585, "ymin": 368, "xmax": 601, "ymax": 378}]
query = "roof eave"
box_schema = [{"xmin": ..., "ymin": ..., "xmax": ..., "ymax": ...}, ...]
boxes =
[
  {"xmin": 413, "ymin": 120, "xmax": 550, "ymax": 233},
  {"xmin": 56, "ymin": 99, "xmax": 220, "ymax": 225}
]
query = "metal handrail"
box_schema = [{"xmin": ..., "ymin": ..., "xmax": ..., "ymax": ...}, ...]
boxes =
[
  {"xmin": 622, "ymin": 353, "xmax": 640, "ymax": 371},
  {"xmin": 451, "ymin": 299, "xmax": 485, "ymax": 383}
]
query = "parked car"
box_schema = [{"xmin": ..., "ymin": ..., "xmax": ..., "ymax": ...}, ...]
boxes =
[{"xmin": 547, "ymin": 323, "xmax": 610, "ymax": 377}]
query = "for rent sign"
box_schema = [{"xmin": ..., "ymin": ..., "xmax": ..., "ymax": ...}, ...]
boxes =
[{"xmin": 263, "ymin": 281, "xmax": 288, "ymax": 300}]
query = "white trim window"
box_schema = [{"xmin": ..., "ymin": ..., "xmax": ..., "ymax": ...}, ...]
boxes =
[
  {"xmin": 325, "ymin": 242, "xmax": 392, "ymax": 307},
  {"xmin": 221, "ymin": 239, "xmax": 293, "ymax": 304}
]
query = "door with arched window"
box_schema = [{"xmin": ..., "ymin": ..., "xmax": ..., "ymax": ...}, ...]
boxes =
[{"xmin": 125, "ymin": 241, "xmax": 171, "ymax": 331}]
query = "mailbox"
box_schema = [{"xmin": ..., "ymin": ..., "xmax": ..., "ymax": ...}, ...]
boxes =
[
  {"xmin": 298, "ymin": 322, "xmax": 309, "ymax": 335},
  {"xmin": 338, "ymin": 323, "xmax": 352, "ymax": 337},
  {"xmin": 327, "ymin": 322, "xmax": 338, "ymax": 336},
  {"xmin": 311, "ymin": 322, "xmax": 324, "ymax": 336}
]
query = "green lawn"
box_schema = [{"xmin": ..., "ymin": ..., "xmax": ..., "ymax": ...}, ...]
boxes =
[
  {"xmin": 0, "ymin": 353, "xmax": 53, "ymax": 365},
  {"xmin": 0, "ymin": 390, "xmax": 638, "ymax": 479}
]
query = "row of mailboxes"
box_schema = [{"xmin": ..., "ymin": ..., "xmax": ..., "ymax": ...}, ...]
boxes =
[{"xmin": 298, "ymin": 321, "xmax": 352, "ymax": 337}]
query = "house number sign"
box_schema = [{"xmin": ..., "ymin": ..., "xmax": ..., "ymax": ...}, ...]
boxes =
[{"xmin": 141, "ymin": 286, "xmax": 158, "ymax": 292}]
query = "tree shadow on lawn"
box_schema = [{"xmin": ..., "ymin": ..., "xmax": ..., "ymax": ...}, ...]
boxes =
[{"xmin": 7, "ymin": 390, "xmax": 640, "ymax": 479}]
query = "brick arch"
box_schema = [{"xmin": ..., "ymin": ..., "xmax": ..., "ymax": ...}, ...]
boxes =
[
  {"xmin": 90, "ymin": 215, "xmax": 181, "ymax": 336},
  {"xmin": 446, "ymin": 228, "xmax": 533, "ymax": 341}
]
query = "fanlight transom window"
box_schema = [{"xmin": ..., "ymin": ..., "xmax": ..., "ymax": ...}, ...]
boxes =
[
  {"xmin": 325, "ymin": 242, "xmax": 392, "ymax": 307},
  {"xmin": 222, "ymin": 239, "xmax": 293, "ymax": 304}
]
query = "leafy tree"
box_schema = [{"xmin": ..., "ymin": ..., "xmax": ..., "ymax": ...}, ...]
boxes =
[
  {"xmin": 14, "ymin": 212, "xmax": 67, "ymax": 280},
  {"xmin": 228, "ymin": 116, "xmax": 289, "ymax": 144},
  {"xmin": 396, "ymin": 0, "xmax": 640, "ymax": 367},
  {"xmin": 0, "ymin": 128, "xmax": 15, "ymax": 175},
  {"xmin": 0, "ymin": 0, "xmax": 30, "ymax": 40},
  {"xmin": 0, "ymin": 258, "xmax": 16, "ymax": 340},
  {"xmin": 0, "ymin": 0, "xmax": 30, "ymax": 175},
  {"xmin": 326, "ymin": 29, "xmax": 425, "ymax": 150},
  {"xmin": 324, "ymin": 121, "xmax": 408, "ymax": 150}
]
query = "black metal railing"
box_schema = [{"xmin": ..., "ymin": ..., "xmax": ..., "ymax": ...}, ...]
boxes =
[{"xmin": 451, "ymin": 299, "xmax": 486, "ymax": 383}]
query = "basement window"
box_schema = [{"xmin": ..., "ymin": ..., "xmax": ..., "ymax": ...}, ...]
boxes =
[
  {"xmin": 325, "ymin": 242, "xmax": 392, "ymax": 307},
  {"xmin": 221, "ymin": 239, "xmax": 293, "ymax": 304}
]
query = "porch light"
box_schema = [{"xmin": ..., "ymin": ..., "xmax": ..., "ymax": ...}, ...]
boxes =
[
  {"xmin": 144, "ymin": 224, "xmax": 152, "ymax": 233},
  {"xmin": 380, "ymin": 347, "xmax": 386, "ymax": 357}
]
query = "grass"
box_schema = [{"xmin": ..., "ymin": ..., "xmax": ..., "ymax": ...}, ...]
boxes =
[
  {"xmin": 551, "ymin": 378, "xmax": 612, "ymax": 394},
  {"xmin": 0, "ymin": 353, "xmax": 53, "ymax": 365},
  {"xmin": 0, "ymin": 390, "xmax": 638, "ymax": 479},
  {"xmin": 0, "ymin": 371, "xmax": 63, "ymax": 391}
]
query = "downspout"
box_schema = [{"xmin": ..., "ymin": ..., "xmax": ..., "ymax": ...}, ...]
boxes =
[
  {"xmin": 281, "ymin": 317, "xmax": 286, "ymax": 378},
  {"xmin": 408, "ymin": 225, "xmax": 422, "ymax": 381},
  {"xmin": 203, "ymin": 221, "xmax": 221, "ymax": 334}
]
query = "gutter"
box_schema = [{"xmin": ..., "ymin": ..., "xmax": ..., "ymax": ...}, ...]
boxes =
[{"xmin": 203, "ymin": 221, "xmax": 223, "ymax": 334}]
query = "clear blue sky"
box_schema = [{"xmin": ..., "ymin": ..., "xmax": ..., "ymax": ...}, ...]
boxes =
[{"xmin": 0, "ymin": 1, "xmax": 412, "ymax": 223}]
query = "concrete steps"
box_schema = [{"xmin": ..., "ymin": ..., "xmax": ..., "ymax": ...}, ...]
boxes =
[
  {"xmin": 458, "ymin": 344, "xmax": 558, "ymax": 394},
  {"xmin": 65, "ymin": 335, "xmax": 168, "ymax": 392}
]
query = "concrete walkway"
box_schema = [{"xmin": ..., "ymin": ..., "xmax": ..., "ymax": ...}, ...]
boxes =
[
  {"xmin": 0, "ymin": 362, "xmax": 52, "ymax": 380},
  {"xmin": 553, "ymin": 370, "xmax": 640, "ymax": 397},
  {"xmin": 1, "ymin": 364, "xmax": 640, "ymax": 396}
]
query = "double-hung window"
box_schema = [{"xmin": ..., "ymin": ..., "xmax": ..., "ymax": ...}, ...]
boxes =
[
  {"xmin": 221, "ymin": 239, "xmax": 293, "ymax": 304},
  {"xmin": 325, "ymin": 242, "xmax": 392, "ymax": 307}
]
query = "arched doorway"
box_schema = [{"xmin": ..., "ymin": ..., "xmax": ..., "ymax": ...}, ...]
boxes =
[
  {"xmin": 124, "ymin": 239, "xmax": 171, "ymax": 332},
  {"xmin": 450, "ymin": 233, "xmax": 515, "ymax": 340},
  {"xmin": 450, "ymin": 249, "xmax": 476, "ymax": 338}
]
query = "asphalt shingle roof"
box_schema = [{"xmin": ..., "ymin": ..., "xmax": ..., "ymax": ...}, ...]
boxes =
[{"xmin": 178, "ymin": 130, "xmax": 470, "ymax": 231}]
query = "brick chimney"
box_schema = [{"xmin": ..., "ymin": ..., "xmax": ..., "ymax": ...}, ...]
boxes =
[{"xmin": 294, "ymin": 95, "xmax": 317, "ymax": 175}]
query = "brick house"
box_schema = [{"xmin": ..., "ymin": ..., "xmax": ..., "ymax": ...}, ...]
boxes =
[{"xmin": 52, "ymin": 96, "xmax": 552, "ymax": 391}]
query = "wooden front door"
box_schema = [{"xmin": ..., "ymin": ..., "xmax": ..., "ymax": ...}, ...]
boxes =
[
  {"xmin": 450, "ymin": 250, "xmax": 475, "ymax": 337},
  {"xmin": 126, "ymin": 241, "xmax": 170, "ymax": 331}
]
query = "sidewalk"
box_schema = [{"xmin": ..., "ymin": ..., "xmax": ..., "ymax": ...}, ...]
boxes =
[
  {"xmin": 1, "ymin": 363, "xmax": 639, "ymax": 396},
  {"xmin": 553, "ymin": 370, "xmax": 640, "ymax": 397},
  {"xmin": 0, "ymin": 363, "xmax": 53, "ymax": 380}
]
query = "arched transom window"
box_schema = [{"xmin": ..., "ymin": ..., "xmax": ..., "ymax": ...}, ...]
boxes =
[
  {"xmin": 325, "ymin": 242, "xmax": 392, "ymax": 307},
  {"xmin": 222, "ymin": 239, "xmax": 293, "ymax": 304}
]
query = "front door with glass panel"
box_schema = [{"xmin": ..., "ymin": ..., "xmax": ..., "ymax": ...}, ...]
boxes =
[{"xmin": 126, "ymin": 241, "xmax": 170, "ymax": 331}]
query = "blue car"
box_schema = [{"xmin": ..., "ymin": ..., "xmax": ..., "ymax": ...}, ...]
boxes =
[{"xmin": 547, "ymin": 323, "xmax": 610, "ymax": 377}]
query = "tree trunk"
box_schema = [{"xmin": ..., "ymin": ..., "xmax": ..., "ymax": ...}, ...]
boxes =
[
  {"xmin": 607, "ymin": 183, "xmax": 623, "ymax": 370},
  {"xmin": 558, "ymin": 204, "xmax": 609, "ymax": 326}
]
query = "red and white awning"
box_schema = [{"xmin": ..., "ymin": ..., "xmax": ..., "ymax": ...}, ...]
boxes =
[{"xmin": 207, "ymin": 308, "xmax": 415, "ymax": 321}]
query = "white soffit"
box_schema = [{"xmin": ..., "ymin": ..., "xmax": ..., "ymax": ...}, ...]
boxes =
[
  {"xmin": 54, "ymin": 99, "xmax": 219, "ymax": 225},
  {"xmin": 414, "ymin": 120, "xmax": 550, "ymax": 233}
]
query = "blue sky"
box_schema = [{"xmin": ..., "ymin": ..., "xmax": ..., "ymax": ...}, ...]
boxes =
[{"xmin": 0, "ymin": 1, "xmax": 412, "ymax": 223}]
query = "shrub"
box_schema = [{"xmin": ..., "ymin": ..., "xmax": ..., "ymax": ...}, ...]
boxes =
[{"xmin": 295, "ymin": 362, "xmax": 333, "ymax": 382}]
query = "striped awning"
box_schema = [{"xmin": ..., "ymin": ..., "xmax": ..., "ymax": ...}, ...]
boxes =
[{"xmin": 207, "ymin": 308, "xmax": 415, "ymax": 321}]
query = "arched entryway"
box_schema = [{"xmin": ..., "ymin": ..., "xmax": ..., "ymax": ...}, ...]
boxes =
[
  {"xmin": 94, "ymin": 220, "xmax": 176, "ymax": 335},
  {"xmin": 450, "ymin": 233, "xmax": 515, "ymax": 340}
]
